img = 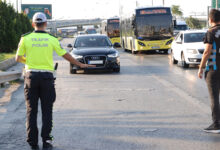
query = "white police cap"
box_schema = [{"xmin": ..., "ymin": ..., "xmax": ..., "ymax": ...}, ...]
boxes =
[{"xmin": 32, "ymin": 12, "xmax": 47, "ymax": 23}]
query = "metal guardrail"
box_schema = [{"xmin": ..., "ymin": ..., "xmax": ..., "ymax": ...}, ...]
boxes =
[
  {"xmin": 0, "ymin": 71, "xmax": 22, "ymax": 84},
  {"xmin": 47, "ymin": 19, "xmax": 102, "ymax": 29}
]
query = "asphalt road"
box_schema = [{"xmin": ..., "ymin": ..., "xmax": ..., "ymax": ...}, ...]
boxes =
[{"xmin": 0, "ymin": 38, "xmax": 220, "ymax": 150}]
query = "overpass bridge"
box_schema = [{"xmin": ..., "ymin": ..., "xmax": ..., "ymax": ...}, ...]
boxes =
[{"xmin": 47, "ymin": 18, "xmax": 103, "ymax": 35}]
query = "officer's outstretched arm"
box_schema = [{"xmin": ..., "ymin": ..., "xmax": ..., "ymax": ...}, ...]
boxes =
[
  {"xmin": 15, "ymin": 55, "xmax": 26, "ymax": 64},
  {"xmin": 62, "ymin": 53, "xmax": 95, "ymax": 68}
]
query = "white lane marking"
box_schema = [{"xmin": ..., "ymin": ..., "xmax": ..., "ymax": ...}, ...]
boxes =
[{"xmin": 153, "ymin": 75, "xmax": 210, "ymax": 114}]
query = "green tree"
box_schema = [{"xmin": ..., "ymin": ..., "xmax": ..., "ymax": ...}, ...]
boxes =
[
  {"xmin": 185, "ymin": 16, "xmax": 202, "ymax": 29},
  {"xmin": 0, "ymin": 0, "xmax": 32, "ymax": 53},
  {"xmin": 171, "ymin": 5, "xmax": 183, "ymax": 17}
]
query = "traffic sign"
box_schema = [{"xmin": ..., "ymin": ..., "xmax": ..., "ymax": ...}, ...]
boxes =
[
  {"xmin": 21, "ymin": 4, "xmax": 52, "ymax": 20},
  {"xmin": 212, "ymin": 0, "xmax": 220, "ymax": 8}
]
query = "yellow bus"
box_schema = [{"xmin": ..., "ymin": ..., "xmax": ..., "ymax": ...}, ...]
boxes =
[
  {"xmin": 101, "ymin": 18, "xmax": 121, "ymax": 46},
  {"xmin": 120, "ymin": 7, "xmax": 174, "ymax": 54}
]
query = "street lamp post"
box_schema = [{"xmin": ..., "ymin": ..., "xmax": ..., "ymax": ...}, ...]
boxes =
[
  {"xmin": 152, "ymin": 0, "xmax": 153, "ymax": 6},
  {"xmin": 163, "ymin": 0, "xmax": 165, "ymax": 6},
  {"xmin": 216, "ymin": 0, "xmax": 218, "ymax": 9}
]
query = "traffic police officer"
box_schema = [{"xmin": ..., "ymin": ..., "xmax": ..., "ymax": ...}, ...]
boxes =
[
  {"xmin": 198, "ymin": 9, "xmax": 220, "ymax": 133},
  {"xmin": 16, "ymin": 12, "xmax": 94, "ymax": 149}
]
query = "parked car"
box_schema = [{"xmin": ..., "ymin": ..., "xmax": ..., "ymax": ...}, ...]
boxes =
[
  {"xmin": 171, "ymin": 30, "xmax": 206, "ymax": 68},
  {"xmin": 67, "ymin": 35, "xmax": 120, "ymax": 74},
  {"xmin": 78, "ymin": 31, "xmax": 86, "ymax": 35}
]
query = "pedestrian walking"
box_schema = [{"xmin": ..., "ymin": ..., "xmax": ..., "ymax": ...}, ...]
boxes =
[
  {"xmin": 16, "ymin": 12, "xmax": 94, "ymax": 149},
  {"xmin": 198, "ymin": 9, "xmax": 220, "ymax": 133}
]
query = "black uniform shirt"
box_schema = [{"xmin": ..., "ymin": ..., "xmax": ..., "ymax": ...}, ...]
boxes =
[{"xmin": 204, "ymin": 24, "xmax": 220, "ymax": 71}]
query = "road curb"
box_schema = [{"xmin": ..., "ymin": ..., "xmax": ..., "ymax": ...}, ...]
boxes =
[{"xmin": 0, "ymin": 57, "xmax": 17, "ymax": 71}]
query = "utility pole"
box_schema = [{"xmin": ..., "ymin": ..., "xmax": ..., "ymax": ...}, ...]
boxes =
[
  {"xmin": 207, "ymin": 6, "xmax": 211, "ymax": 27},
  {"xmin": 21, "ymin": 0, "xmax": 22, "ymax": 10},
  {"xmin": 136, "ymin": 1, "xmax": 138, "ymax": 7},
  {"xmin": 16, "ymin": 0, "xmax": 18, "ymax": 12},
  {"xmin": 152, "ymin": 0, "xmax": 153, "ymax": 6}
]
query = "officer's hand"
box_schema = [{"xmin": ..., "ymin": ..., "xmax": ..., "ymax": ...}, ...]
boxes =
[
  {"xmin": 80, "ymin": 64, "xmax": 96, "ymax": 68},
  {"xmin": 198, "ymin": 68, "xmax": 203, "ymax": 79}
]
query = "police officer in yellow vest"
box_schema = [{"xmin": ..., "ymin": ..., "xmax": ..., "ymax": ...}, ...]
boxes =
[{"xmin": 16, "ymin": 12, "xmax": 94, "ymax": 149}]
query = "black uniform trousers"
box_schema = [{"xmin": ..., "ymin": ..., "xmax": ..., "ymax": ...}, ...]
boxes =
[
  {"xmin": 24, "ymin": 72, "xmax": 56, "ymax": 145},
  {"xmin": 205, "ymin": 70, "xmax": 220, "ymax": 124}
]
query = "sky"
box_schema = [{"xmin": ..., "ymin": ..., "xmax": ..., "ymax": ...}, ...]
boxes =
[{"xmin": 7, "ymin": 0, "xmax": 211, "ymax": 19}]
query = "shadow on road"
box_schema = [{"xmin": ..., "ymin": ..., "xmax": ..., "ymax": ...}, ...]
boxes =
[{"xmin": 52, "ymin": 109, "xmax": 220, "ymax": 150}]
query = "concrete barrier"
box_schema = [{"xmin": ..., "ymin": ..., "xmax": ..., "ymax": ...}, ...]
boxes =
[{"xmin": 0, "ymin": 57, "xmax": 17, "ymax": 71}]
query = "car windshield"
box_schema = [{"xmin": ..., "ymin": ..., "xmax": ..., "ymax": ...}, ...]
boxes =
[
  {"xmin": 184, "ymin": 33, "xmax": 205, "ymax": 43},
  {"xmin": 86, "ymin": 29, "xmax": 97, "ymax": 34},
  {"xmin": 75, "ymin": 36, "xmax": 112, "ymax": 48}
]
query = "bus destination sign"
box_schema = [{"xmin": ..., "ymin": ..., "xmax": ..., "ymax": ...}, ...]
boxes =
[
  {"xmin": 140, "ymin": 9, "xmax": 167, "ymax": 15},
  {"xmin": 109, "ymin": 19, "xmax": 120, "ymax": 23}
]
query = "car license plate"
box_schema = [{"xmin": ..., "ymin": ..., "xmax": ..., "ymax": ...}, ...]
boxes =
[
  {"xmin": 88, "ymin": 60, "xmax": 103, "ymax": 65},
  {"xmin": 152, "ymin": 46, "xmax": 160, "ymax": 49}
]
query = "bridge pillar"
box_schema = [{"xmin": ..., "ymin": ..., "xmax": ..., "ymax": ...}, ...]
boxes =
[
  {"xmin": 49, "ymin": 27, "xmax": 57, "ymax": 36},
  {"xmin": 77, "ymin": 25, "xmax": 83, "ymax": 31}
]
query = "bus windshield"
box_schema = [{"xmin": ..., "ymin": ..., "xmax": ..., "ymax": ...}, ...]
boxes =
[
  {"xmin": 136, "ymin": 15, "xmax": 173, "ymax": 41},
  {"xmin": 107, "ymin": 21, "xmax": 120, "ymax": 38}
]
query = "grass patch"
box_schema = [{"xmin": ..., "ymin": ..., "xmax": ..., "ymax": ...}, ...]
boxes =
[{"xmin": 0, "ymin": 52, "xmax": 16, "ymax": 62}]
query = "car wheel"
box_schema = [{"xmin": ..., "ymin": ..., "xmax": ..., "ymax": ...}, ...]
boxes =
[
  {"xmin": 70, "ymin": 69, "xmax": 77, "ymax": 74},
  {"xmin": 70, "ymin": 64, "xmax": 77, "ymax": 74},
  {"xmin": 181, "ymin": 53, "xmax": 189, "ymax": 68},
  {"xmin": 171, "ymin": 50, "xmax": 178, "ymax": 64},
  {"xmin": 113, "ymin": 67, "xmax": 120, "ymax": 73}
]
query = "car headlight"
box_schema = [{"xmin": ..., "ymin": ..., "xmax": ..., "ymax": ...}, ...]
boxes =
[
  {"xmin": 186, "ymin": 49, "xmax": 198, "ymax": 54},
  {"xmin": 108, "ymin": 52, "xmax": 119, "ymax": 58},
  {"xmin": 71, "ymin": 53, "xmax": 83, "ymax": 59}
]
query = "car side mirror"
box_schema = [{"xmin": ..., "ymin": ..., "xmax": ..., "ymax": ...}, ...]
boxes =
[
  {"xmin": 113, "ymin": 42, "xmax": 121, "ymax": 48},
  {"xmin": 176, "ymin": 41, "xmax": 182, "ymax": 44},
  {"xmin": 67, "ymin": 44, "xmax": 73, "ymax": 48}
]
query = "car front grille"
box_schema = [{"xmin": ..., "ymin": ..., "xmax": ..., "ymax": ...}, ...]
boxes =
[
  {"xmin": 198, "ymin": 49, "xmax": 204, "ymax": 54},
  {"xmin": 84, "ymin": 55, "xmax": 107, "ymax": 67}
]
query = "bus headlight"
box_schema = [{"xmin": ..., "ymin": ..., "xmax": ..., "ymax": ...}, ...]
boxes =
[
  {"xmin": 108, "ymin": 52, "xmax": 119, "ymax": 58},
  {"xmin": 138, "ymin": 41, "xmax": 146, "ymax": 46},
  {"xmin": 186, "ymin": 49, "xmax": 198, "ymax": 54},
  {"xmin": 166, "ymin": 39, "xmax": 173, "ymax": 45}
]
